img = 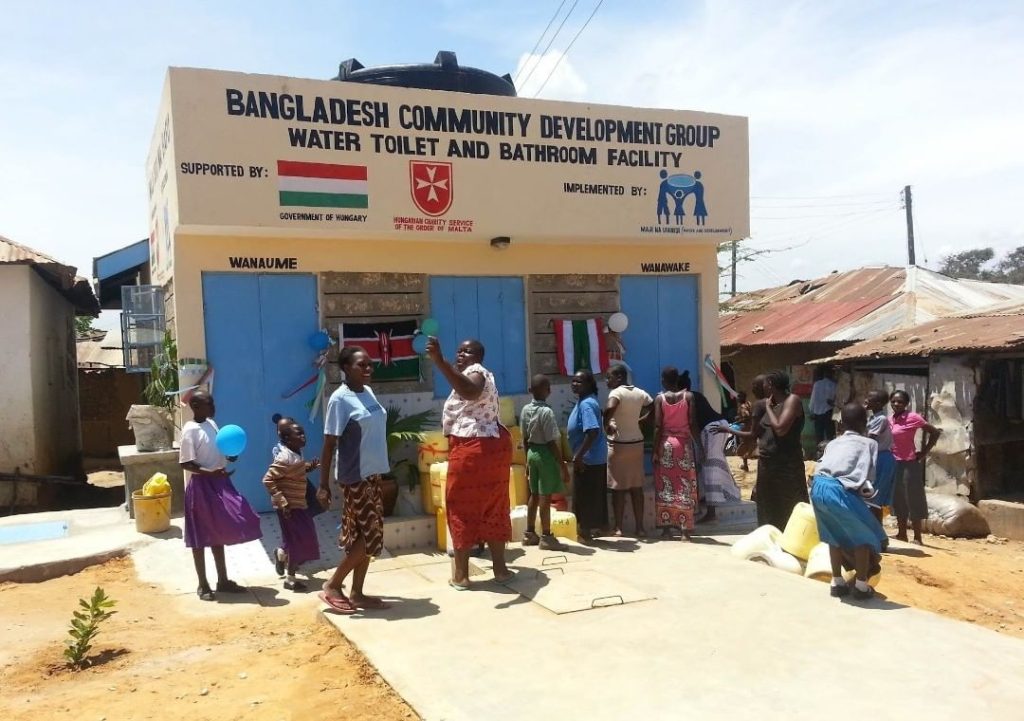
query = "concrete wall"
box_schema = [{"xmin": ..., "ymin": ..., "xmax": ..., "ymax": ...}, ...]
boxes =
[
  {"xmin": 27, "ymin": 269, "xmax": 82, "ymax": 476},
  {"xmin": 0, "ymin": 266, "xmax": 35, "ymax": 472},
  {"xmin": 80, "ymin": 369, "xmax": 145, "ymax": 458}
]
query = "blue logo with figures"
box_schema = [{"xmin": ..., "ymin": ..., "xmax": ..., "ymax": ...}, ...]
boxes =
[{"xmin": 656, "ymin": 170, "xmax": 707, "ymax": 226}]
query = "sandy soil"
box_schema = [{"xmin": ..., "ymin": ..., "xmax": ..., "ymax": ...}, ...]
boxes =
[
  {"xmin": 0, "ymin": 558, "xmax": 416, "ymax": 721},
  {"xmin": 728, "ymin": 457, "xmax": 1024, "ymax": 638}
]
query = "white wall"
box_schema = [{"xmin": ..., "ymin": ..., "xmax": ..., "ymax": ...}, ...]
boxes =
[
  {"xmin": 0, "ymin": 266, "xmax": 36, "ymax": 472},
  {"xmin": 27, "ymin": 269, "xmax": 81, "ymax": 475}
]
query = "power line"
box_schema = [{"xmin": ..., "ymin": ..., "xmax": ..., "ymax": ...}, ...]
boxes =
[
  {"xmin": 532, "ymin": 0, "xmax": 605, "ymax": 97},
  {"xmin": 513, "ymin": 0, "xmax": 568, "ymax": 85},
  {"xmin": 750, "ymin": 192, "xmax": 895, "ymax": 200},
  {"xmin": 750, "ymin": 199, "xmax": 899, "ymax": 209},
  {"xmin": 747, "ymin": 206, "xmax": 898, "ymax": 246},
  {"xmin": 751, "ymin": 205, "xmax": 900, "ymax": 221},
  {"xmin": 518, "ymin": 0, "xmax": 580, "ymax": 92}
]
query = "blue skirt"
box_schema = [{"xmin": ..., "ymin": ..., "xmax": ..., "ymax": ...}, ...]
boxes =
[
  {"xmin": 810, "ymin": 474, "xmax": 887, "ymax": 553},
  {"xmin": 868, "ymin": 450, "xmax": 896, "ymax": 508}
]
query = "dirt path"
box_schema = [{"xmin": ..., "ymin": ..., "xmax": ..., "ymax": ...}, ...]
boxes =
[
  {"xmin": 728, "ymin": 457, "xmax": 1024, "ymax": 638},
  {"xmin": 0, "ymin": 558, "xmax": 415, "ymax": 721}
]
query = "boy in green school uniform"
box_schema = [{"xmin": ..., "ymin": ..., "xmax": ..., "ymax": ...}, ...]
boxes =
[{"xmin": 520, "ymin": 374, "xmax": 570, "ymax": 550}]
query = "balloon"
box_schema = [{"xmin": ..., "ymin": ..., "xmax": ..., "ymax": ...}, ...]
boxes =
[
  {"xmin": 309, "ymin": 331, "xmax": 330, "ymax": 351},
  {"xmin": 412, "ymin": 334, "xmax": 429, "ymax": 355},
  {"xmin": 607, "ymin": 312, "xmax": 629, "ymax": 333},
  {"xmin": 420, "ymin": 318, "xmax": 440, "ymax": 336},
  {"xmin": 215, "ymin": 424, "xmax": 247, "ymax": 457}
]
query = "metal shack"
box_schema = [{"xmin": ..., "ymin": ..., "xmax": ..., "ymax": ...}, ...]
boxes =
[{"xmin": 142, "ymin": 56, "xmax": 750, "ymax": 511}]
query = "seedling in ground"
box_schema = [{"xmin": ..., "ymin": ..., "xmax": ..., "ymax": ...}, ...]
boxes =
[{"xmin": 63, "ymin": 587, "xmax": 117, "ymax": 669}]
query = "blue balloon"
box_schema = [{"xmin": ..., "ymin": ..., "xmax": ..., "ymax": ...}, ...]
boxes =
[
  {"xmin": 309, "ymin": 331, "xmax": 330, "ymax": 351},
  {"xmin": 216, "ymin": 424, "xmax": 247, "ymax": 457},
  {"xmin": 412, "ymin": 334, "xmax": 429, "ymax": 355},
  {"xmin": 421, "ymin": 318, "xmax": 440, "ymax": 336}
]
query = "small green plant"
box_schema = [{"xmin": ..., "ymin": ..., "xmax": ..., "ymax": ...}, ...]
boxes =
[
  {"xmin": 385, "ymin": 406, "xmax": 438, "ymax": 489},
  {"xmin": 143, "ymin": 332, "xmax": 179, "ymax": 410},
  {"xmin": 63, "ymin": 587, "xmax": 117, "ymax": 669}
]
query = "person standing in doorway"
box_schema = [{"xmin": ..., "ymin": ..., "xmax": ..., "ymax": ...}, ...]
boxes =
[
  {"xmin": 568, "ymin": 369, "xmax": 609, "ymax": 542},
  {"xmin": 318, "ymin": 347, "xmax": 392, "ymax": 613},
  {"xmin": 810, "ymin": 366, "xmax": 838, "ymax": 444},
  {"xmin": 652, "ymin": 367, "xmax": 700, "ymax": 540},
  {"xmin": 889, "ymin": 390, "xmax": 942, "ymax": 545},
  {"xmin": 426, "ymin": 338, "xmax": 514, "ymax": 589},
  {"xmin": 604, "ymin": 365, "xmax": 654, "ymax": 538}
]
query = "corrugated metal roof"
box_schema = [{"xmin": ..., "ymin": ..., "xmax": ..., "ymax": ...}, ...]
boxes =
[
  {"xmin": 0, "ymin": 235, "xmax": 100, "ymax": 315},
  {"xmin": 77, "ymin": 328, "xmax": 125, "ymax": 368},
  {"xmin": 721, "ymin": 266, "xmax": 1024, "ymax": 347},
  {"xmin": 822, "ymin": 302, "xmax": 1024, "ymax": 361}
]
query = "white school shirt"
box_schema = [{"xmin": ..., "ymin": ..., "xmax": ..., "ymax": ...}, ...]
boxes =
[
  {"xmin": 815, "ymin": 431, "xmax": 877, "ymax": 497},
  {"xmin": 179, "ymin": 419, "xmax": 227, "ymax": 472}
]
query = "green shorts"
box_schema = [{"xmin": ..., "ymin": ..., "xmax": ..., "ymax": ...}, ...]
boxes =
[{"xmin": 527, "ymin": 444, "xmax": 564, "ymax": 496}]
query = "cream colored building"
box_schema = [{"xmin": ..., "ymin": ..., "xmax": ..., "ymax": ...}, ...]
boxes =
[{"xmin": 146, "ymin": 66, "xmax": 750, "ymax": 511}]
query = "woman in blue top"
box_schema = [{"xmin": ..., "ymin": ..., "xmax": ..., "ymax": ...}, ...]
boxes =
[
  {"xmin": 318, "ymin": 347, "xmax": 391, "ymax": 614},
  {"xmin": 568, "ymin": 369, "xmax": 609, "ymax": 542}
]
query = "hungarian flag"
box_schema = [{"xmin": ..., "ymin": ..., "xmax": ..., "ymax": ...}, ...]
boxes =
[
  {"xmin": 340, "ymin": 320, "xmax": 419, "ymax": 381},
  {"xmin": 553, "ymin": 319, "xmax": 610, "ymax": 376},
  {"xmin": 278, "ymin": 160, "xmax": 369, "ymax": 209}
]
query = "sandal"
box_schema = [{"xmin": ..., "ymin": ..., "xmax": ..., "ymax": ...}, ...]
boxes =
[
  {"xmin": 448, "ymin": 579, "xmax": 471, "ymax": 591},
  {"xmin": 283, "ymin": 578, "xmax": 308, "ymax": 592},
  {"xmin": 216, "ymin": 580, "xmax": 246, "ymax": 593},
  {"xmin": 197, "ymin": 585, "xmax": 215, "ymax": 601},
  {"xmin": 274, "ymin": 548, "xmax": 286, "ymax": 577},
  {"xmin": 318, "ymin": 590, "xmax": 358, "ymax": 614}
]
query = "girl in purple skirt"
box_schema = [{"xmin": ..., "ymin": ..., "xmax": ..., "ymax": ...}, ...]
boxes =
[
  {"xmin": 262, "ymin": 420, "xmax": 322, "ymax": 591},
  {"xmin": 179, "ymin": 391, "xmax": 262, "ymax": 601}
]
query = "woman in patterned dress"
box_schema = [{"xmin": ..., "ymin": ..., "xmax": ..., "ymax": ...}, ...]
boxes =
[
  {"xmin": 652, "ymin": 367, "xmax": 701, "ymax": 540},
  {"xmin": 426, "ymin": 337, "xmax": 514, "ymax": 590}
]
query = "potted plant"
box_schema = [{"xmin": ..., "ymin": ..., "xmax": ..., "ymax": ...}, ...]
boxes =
[
  {"xmin": 382, "ymin": 406, "xmax": 438, "ymax": 516},
  {"xmin": 125, "ymin": 333, "xmax": 178, "ymax": 452}
]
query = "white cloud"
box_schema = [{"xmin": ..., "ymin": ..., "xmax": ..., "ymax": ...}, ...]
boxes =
[{"xmin": 513, "ymin": 51, "xmax": 588, "ymax": 100}]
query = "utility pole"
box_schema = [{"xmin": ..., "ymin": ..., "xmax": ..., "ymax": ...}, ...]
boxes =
[
  {"xmin": 903, "ymin": 184, "xmax": 916, "ymax": 266},
  {"xmin": 731, "ymin": 240, "xmax": 738, "ymax": 296}
]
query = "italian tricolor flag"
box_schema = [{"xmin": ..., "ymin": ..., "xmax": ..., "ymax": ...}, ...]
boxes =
[
  {"xmin": 278, "ymin": 160, "xmax": 368, "ymax": 209},
  {"xmin": 554, "ymin": 319, "xmax": 610, "ymax": 376}
]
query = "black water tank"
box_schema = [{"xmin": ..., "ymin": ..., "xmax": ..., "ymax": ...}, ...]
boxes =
[{"xmin": 333, "ymin": 51, "xmax": 517, "ymax": 97}]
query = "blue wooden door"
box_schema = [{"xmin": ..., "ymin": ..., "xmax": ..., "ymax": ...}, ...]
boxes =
[
  {"xmin": 619, "ymin": 275, "xmax": 701, "ymax": 399},
  {"xmin": 202, "ymin": 273, "xmax": 322, "ymax": 512},
  {"xmin": 429, "ymin": 276, "xmax": 527, "ymax": 398}
]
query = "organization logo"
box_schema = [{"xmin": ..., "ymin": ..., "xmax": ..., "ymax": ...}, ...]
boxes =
[{"xmin": 409, "ymin": 161, "xmax": 453, "ymax": 216}]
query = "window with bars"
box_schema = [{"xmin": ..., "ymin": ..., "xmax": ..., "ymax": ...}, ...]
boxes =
[{"xmin": 121, "ymin": 285, "xmax": 165, "ymax": 373}]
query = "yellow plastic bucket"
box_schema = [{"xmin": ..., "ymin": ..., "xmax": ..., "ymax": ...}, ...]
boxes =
[
  {"xmin": 132, "ymin": 490, "xmax": 171, "ymax": 533},
  {"xmin": 499, "ymin": 397, "xmax": 517, "ymax": 426},
  {"xmin": 435, "ymin": 507, "xmax": 447, "ymax": 551},
  {"xmin": 780, "ymin": 502, "xmax": 820, "ymax": 560},
  {"xmin": 509, "ymin": 464, "xmax": 529, "ymax": 508}
]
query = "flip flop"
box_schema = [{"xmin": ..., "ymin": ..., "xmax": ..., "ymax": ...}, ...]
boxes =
[
  {"xmin": 318, "ymin": 590, "xmax": 358, "ymax": 614},
  {"xmin": 215, "ymin": 580, "xmax": 246, "ymax": 594},
  {"xmin": 448, "ymin": 580, "xmax": 471, "ymax": 591},
  {"xmin": 196, "ymin": 586, "xmax": 215, "ymax": 601}
]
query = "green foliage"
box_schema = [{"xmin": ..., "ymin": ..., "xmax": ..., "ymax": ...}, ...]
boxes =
[
  {"xmin": 63, "ymin": 587, "xmax": 117, "ymax": 669},
  {"xmin": 74, "ymin": 316, "xmax": 98, "ymax": 335},
  {"xmin": 385, "ymin": 406, "xmax": 438, "ymax": 489},
  {"xmin": 143, "ymin": 333, "xmax": 179, "ymax": 410},
  {"xmin": 939, "ymin": 245, "xmax": 1024, "ymax": 283}
]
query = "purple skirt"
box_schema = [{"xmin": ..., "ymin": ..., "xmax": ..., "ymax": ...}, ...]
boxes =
[
  {"xmin": 184, "ymin": 472, "xmax": 262, "ymax": 549},
  {"xmin": 277, "ymin": 507, "xmax": 320, "ymax": 566}
]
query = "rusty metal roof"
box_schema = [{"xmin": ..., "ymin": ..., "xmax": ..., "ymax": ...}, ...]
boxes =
[
  {"xmin": 0, "ymin": 235, "xmax": 99, "ymax": 315},
  {"xmin": 721, "ymin": 266, "xmax": 1024, "ymax": 347},
  {"xmin": 77, "ymin": 328, "xmax": 125, "ymax": 369},
  {"xmin": 822, "ymin": 302, "xmax": 1024, "ymax": 361}
]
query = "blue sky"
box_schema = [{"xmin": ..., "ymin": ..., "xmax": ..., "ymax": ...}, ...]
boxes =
[{"xmin": 2, "ymin": 0, "xmax": 1023, "ymax": 303}]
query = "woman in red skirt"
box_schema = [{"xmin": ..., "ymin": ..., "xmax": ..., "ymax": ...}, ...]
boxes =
[{"xmin": 426, "ymin": 337, "xmax": 513, "ymax": 590}]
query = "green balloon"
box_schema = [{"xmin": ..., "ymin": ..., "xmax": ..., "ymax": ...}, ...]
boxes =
[{"xmin": 421, "ymin": 318, "xmax": 440, "ymax": 336}]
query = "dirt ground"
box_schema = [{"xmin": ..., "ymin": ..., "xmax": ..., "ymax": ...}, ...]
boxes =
[
  {"xmin": 729, "ymin": 457, "xmax": 1024, "ymax": 639},
  {"xmin": 0, "ymin": 558, "xmax": 416, "ymax": 721}
]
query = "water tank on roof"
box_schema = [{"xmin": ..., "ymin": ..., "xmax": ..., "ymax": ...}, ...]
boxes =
[{"xmin": 333, "ymin": 51, "xmax": 517, "ymax": 97}]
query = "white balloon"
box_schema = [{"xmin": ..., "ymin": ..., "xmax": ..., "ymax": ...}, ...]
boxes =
[{"xmin": 607, "ymin": 312, "xmax": 628, "ymax": 333}]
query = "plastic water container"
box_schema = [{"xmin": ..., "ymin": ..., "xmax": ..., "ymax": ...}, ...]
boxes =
[
  {"xmin": 560, "ymin": 429, "xmax": 572, "ymax": 460},
  {"xmin": 806, "ymin": 542, "xmax": 882, "ymax": 587},
  {"xmin": 747, "ymin": 548, "xmax": 803, "ymax": 575},
  {"xmin": 548, "ymin": 510, "xmax": 578, "ymax": 540},
  {"xmin": 730, "ymin": 524, "xmax": 783, "ymax": 560},
  {"xmin": 435, "ymin": 507, "xmax": 447, "ymax": 551},
  {"xmin": 418, "ymin": 431, "xmax": 448, "ymax": 472},
  {"xmin": 780, "ymin": 502, "xmax": 820, "ymax": 560},
  {"xmin": 509, "ymin": 427, "xmax": 527, "ymax": 465},
  {"xmin": 419, "ymin": 471, "xmax": 439, "ymax": 515},
  {"xmin": 509, "ymin": 465, "xmax": 529, "ymax": 508},
  {"xmin": 430, "ymin": 462, "xmax": 449, "ymax": 508},
  {"xmin": 499, "ymin": 397, "xmax": 517, "ymax": 426},
  {"xmin": 510, "ymin": 505, "xmax": 529, "ymax": 540},
  {"xmin": 132, "ymin": 490, "xmax": 171, "ymax": 534}
]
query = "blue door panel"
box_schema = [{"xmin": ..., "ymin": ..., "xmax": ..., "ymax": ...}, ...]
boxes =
[{"xmin": 202, "ymin": 272, "xmax": 320, "ymax": 512}]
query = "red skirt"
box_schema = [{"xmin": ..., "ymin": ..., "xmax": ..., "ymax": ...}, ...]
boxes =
[{"xmin": 445, "ymin": 431, "xmax": 512, "ymax": 550}]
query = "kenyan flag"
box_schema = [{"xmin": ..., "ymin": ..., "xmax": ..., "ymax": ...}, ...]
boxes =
[
  {"xmin": 340, "ymin": 320, "xmax": 419, "ymax": 381},
  {"xmin": 553, "ymin": 318, "xmax": 610, "ymax": 376}
]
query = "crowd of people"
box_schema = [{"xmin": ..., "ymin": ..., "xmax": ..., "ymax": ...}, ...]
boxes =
[{"xmin": 175, "ymin": 335, "xmax": 941, "ymax": 605}]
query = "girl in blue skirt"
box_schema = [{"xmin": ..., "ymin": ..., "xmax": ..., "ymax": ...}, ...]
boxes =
[{"xmin": 810, "ymin": 402, "xmax": 887, "ymax": 601}]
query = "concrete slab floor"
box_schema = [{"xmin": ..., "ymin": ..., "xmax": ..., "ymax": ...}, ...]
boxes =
[{"xmin": 322, "ymin": 538, "xmax": 1024, "ymax": 721}]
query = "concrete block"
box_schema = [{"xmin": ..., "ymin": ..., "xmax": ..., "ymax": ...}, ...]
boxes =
[
  {"xmin": 118, "ymin": 444, "xmax": 184, "ymax": 518},
  {"xmin": 978, "ymin": 499, "xmax": 1024, "ymax": 541}
]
